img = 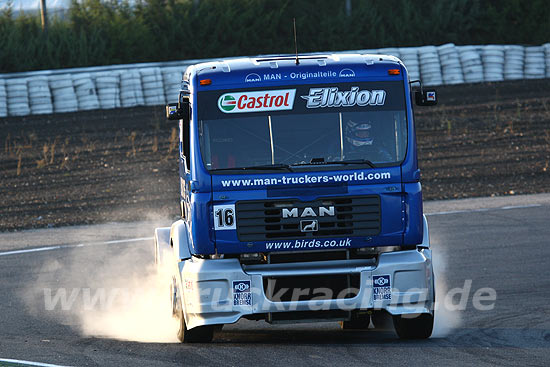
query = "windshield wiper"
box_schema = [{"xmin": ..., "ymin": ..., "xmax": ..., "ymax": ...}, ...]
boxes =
[
  {"xmin": 289, "ymin": 158, "xmax": 376, "ymax": 168},
  {"xmin": 325, "ymin": 159, "xmax": 377, "ymax": 168},
  {"xmin": 211, "ymin": 163, "xmax": 294, "ymax": 172}
]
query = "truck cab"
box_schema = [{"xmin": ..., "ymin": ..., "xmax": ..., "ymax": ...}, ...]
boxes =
[{"xmin": 155, "ymin": 53, "xmax": 437, "ymax": 342}]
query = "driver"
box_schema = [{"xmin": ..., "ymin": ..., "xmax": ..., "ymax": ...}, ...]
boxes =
[{"xmin": 343, "ymin": 119, "xmax": 393, "ymax": 162}]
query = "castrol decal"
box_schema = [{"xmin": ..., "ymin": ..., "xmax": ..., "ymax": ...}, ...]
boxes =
[{"xmin": 217, "ymin": 89, "xmax": 296, "ymax": 113}]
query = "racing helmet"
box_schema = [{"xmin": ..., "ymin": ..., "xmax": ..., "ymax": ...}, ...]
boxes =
[{"xmin": 345, "ymin": 119, "xmax": 374, "ymax": 146}]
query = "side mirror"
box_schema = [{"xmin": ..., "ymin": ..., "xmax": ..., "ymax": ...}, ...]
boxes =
[
  {"xmin": 166, "ymin": 93, "xmax": 190, "ymax": 120},
  {"xmin": 166, "ymin": 103, "xmax": 183, "ymax": 120},
  {"xmin": 415, "ymin": 89, "xmax": 437, "ymax": 106}
]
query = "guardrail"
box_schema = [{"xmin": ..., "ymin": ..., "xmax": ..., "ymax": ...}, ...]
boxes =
[{"xmin": 0, "ymin": 43, "xmax": 549, "ymax": 117}]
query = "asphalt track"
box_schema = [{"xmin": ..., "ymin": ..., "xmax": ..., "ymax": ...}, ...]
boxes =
[{"xmin": 1, "ymin": 194, "xmax": 549, "ymax": 367}]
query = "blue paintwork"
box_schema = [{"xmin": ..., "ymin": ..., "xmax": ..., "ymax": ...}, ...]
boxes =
[{"xmin": 177, "ymin": 54, "xmax": 423, "ymax": 256}]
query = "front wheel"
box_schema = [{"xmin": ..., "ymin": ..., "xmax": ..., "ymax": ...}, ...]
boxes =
[
  {"xmin": 392, "ymin": 313, "xmax": 434, "ymax": 339},
  {"xmin": 176, "ymin": 310, "xmax": 214, "ymax": 343},
  {"xmin": 340, "ymin": 313, "xmax": 371, "ymax": 330}
]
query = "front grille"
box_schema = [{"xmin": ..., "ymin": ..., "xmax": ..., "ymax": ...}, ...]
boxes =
[
  {"xmin": 263, "ymin": 274, "xmax": 360, "ymax": 302},
  {"xmin": 236, "ymin": 195, "xmax": 380, "ymax": 242},
  {"xmin": 268, "ymin": 250, "xmax": 348, "ymax": 264}
]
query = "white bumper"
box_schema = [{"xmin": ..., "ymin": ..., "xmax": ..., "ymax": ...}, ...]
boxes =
[{"xmin": 179, "ymin": 248, "xmax": 434, "ymax": 329}]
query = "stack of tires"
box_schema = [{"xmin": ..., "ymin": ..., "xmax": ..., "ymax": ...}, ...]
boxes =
[
  {"xmin": 73, "ymin": 73, "xmax": 100, "ymax": 111},
  {"xmin": 458, "ymin": 46, "xmax": 484, "ymax": 84},
  {"xmin": 162, "ymin": 67, "xmax": 183, "ymax": 103},
  {"xmin": 28, "ymin": 76, "xmax": 53, "ymax": 115},
  {"xmin": 482, "ymin": 45, "xmax": 505, "ymax": 82},
  {"xmin": 399, "ymin": 47, "xmax": 421, "ymax": 81},
  {"xmin": 140, "ymin": 68, "xmax": 165, "ymax": 106},
  {"xmin": 544, "ymin": 43, "xmax": 550, "ymax": 78},
  {"xmin": 437, "ymin": 43, "xmax": 464, "ymax": 85},
  {"xmin": 504, "ymin": 45, "xmax": 524, "ymax": 80},
  {"xmin": 6, "ymin": 78, "xmax": 31, "ymax": 116},
  {"xmin": 377, "ymin": 48, "xmax": 401, "ymax": 59},
  {"xmin": 49, "ymin": 75, "xmax": 78, "ymax": 113},
  {"xmin": 95, "ymin": 72, "xmax": 121, "ymax": 109},
  {"xmin": 120, "ymin": 70, "xmax": 145, "ymax": 108},
  {"xmin": 418, "ymin": 46, "xmax": 443, "ymax": 86},
  {"xmin": 0, "ymin": 79, "xmax": 7, "ymax": 118},
  {"xmin": 524, "ymin": 46, "xmax": 546, "ymax": 79}
]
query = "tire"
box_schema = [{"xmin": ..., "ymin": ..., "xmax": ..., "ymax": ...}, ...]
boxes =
[
  {"xmin": 371, "ymin": 310, "xmax": 393, "ymax": 330},
  {"xmin": 340, "ymin": 313, "xmax": 371, "ymax": 330},
  {"xmin": 392, "ymin": 268, "xmax": 435, "ymax": 339},
  {"xmin": 392, "ymin": 313, "xmax": 434, "ymax": 339},
  {"xmin": 176, "ymin": 310, "xmax": 214, "ymax": 343}
]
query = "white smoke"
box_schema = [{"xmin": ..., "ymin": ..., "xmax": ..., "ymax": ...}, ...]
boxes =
[
  {"xmin": 22, "ymin": 219, "xmax": 180, "ymax": 343},
  {"xmin": 430, "ymin": 231, "xmax": 462, "ymax": 338}
]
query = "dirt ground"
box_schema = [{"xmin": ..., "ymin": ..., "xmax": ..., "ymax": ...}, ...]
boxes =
[{"xmin": 1, "ymin": 79, "xmax": 549, "ymax": 231}]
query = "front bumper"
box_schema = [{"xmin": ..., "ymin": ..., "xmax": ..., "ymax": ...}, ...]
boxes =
[{"xmin": 179, "ymin": 248, "xmax": 434, "ymax": 329}]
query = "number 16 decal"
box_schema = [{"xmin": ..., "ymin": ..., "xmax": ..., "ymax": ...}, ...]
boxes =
[{"xmin": 213, "ymin": 204, "xmax": 236, "ymax": 230}]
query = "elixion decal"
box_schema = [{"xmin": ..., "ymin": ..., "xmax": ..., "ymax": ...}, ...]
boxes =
[
  {"xmin": 301, "ymin": 86, "xmax": 386, "ymax": 108},
  {"xmin": 217, "ymin": 89, "xmax": 296, "ymax": 113}
]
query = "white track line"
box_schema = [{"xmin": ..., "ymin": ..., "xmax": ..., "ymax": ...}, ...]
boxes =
[
  {"xmin": 426, "ymin": 204, "xmax": 541, "ymax": 216},
  {"xmin": 0, "ymin": 237, "xmax": 153, "ymax": 257},
  {"xmin": 0, "ymin": 246, "xmax": 63, "ymax": 256},
  {"xmin": 0, "ymin": 358, "xmax": 72, "ymax": 367}
]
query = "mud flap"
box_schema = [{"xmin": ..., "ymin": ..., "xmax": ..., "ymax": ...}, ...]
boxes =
[{"xmin": 154, "ymin": 227, "xmax": 171, "ymax": 266}]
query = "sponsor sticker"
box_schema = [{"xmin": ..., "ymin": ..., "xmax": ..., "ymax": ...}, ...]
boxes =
[
  {"xmin": 233, "ymin": 280, "xmax": 252, "ymax": 306},
  {"xmin": 372, "ymin": 274, "xmax": 391, "ymax": 301},
  {"xmin": 300, "ymin": 219, "xmax": 319, "ymax": 232},
  {"xmin": 184, "ymin": 279, "xmax": 193, "ymax": 292},
  {"xmin": 245, "ymin": 73, "xmax": 261, "ymax": 82},
  {"xmin": 217, "ymin": 89, "xmax": 296, "ymax": 113},
  {"xmin": 339, "ymin": 68, "xmax": 356, "ymax": 78},
  {"xmin": 301, "ymin": 87, "xmax": 386, "ymax": 108},
  {"xmin": 213, "ymin": 204, "xmax": 236, "ymax": 230},
  {"xmin": 427, "ymin": 91, "xmax": 436, "ymax": 101}
]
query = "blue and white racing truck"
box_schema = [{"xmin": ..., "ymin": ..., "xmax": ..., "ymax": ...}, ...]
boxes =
[{"xmin": 155, "ymin": 53, "xmax": 438, "ymax": 342}]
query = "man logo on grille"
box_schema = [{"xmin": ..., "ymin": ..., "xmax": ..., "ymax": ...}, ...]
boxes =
[{"xmin": 300, "ymin": 220, "xmax": 319, "ymax": 232}]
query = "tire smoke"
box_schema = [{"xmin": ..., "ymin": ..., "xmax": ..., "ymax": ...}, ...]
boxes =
[
  {"xmin": 430, "ymin": 232, "xmax": 462, "ymax": 338},
  {"xmin": 22, "ymin": 221, "xmax": 179, "ymax": 343}
]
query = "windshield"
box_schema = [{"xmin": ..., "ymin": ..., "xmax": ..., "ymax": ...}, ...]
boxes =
[{"xmin": 198, "ymin": 81, "xmax": 407, "ymax": 170}]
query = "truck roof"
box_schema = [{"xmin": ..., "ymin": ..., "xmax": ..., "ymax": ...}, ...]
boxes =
[{"xmin": 186, "ymin": 53, "xmax": 405, "ymax": 88}]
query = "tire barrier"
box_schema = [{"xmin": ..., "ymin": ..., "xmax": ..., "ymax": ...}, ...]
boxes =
[
  {"xmin": 438, "ymin": 43, "xmax": 464, "ymax": 85},
  {"xmin": 458, "ymin": 46, "xmax": 484, "ymax": 83},
  {"xmin": 398, "ymin": 47, "xmax": 420, "ymax": 81},
  {"xmin": 73, "ymin": 73, "xmax": 100, "ymax": 111},
  {"xmin": 140, "ymin": 67, "xmax": 165, "ymax": 106},
  {"xmin": 28, "ymin": 76, "xmax": 53, "ymax": 115},
  {"xmin": 0, "ymin": 79, "xmax": 9, "ymax": 118},
  {"xmin": 162, "ymin": 66, "xmax": 183, "ymax": 105},
  {"xmin": 6, "ymin": 78, "xmax": 31, "ymax": 116},
  {"xmin": 504, "ymin": 45, "xmax": 524, "ymax": 80},
  {"xmin": 482, "ymin": 45, "xmax": 505, "ymax": 82},
  {"xmin": 95, "ymin": 72, "xmax": 121, "ymax": 110},
  {"xmin": 418, "ymin": 45, "xmax": 444, "ymax": 86},
  {"xmin": 0, "ymin": 43, "xmax": 549, "ymax": 117},
  {"xmin": 49, "ymin": 75, "xmax": 78, "ymax": 113},
  {"xmin": 524, "ymin": 46, "xmax": 546, "ymax": 79},
  {"xmin": 120, "ymin": 70, "xmax": 144, "ymax": 108}
]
